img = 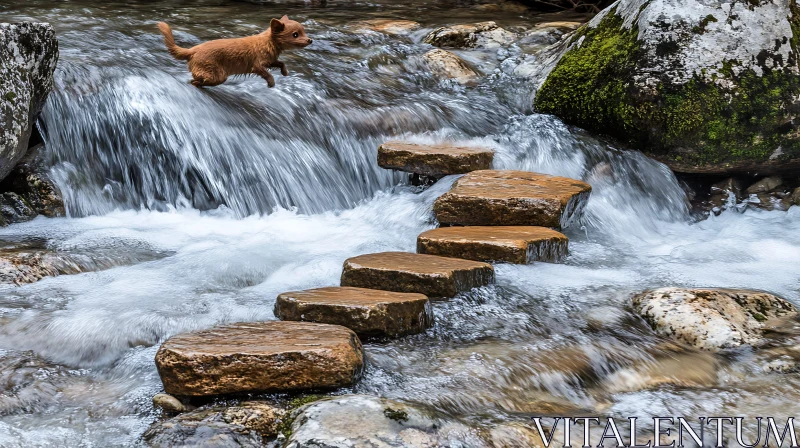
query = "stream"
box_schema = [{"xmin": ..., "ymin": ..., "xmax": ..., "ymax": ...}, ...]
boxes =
[{"xmin": 2, "ymin": 0, "xmax": 800, "ymax": 446}]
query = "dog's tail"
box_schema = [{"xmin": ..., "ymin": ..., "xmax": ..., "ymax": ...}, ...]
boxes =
[{"xmin": 157, "ymin": 22, "xmax": 194, "ymax": 61}]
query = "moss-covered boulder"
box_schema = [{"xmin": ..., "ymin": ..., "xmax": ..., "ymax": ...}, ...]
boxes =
[{"xmin": 534, "ymin": 0, "xmax": 800, "ymax": 174}]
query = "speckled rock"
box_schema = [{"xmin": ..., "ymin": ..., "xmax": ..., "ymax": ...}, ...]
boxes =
[
  {"xmin": 285, "ymin": 395, "xmax": 486, "ymax": 448},
  {"xmin": 422, "ymin": 49, "xmax": 480, "ymax": 85},
  {"xmin": 746, "ymin": 176, "xmax": 784, "ymax": 194},
  {"xmin": 632, "ymin": 287, "xmax": 797, "ymax": 351},
  {"xmin": 275, "ymin": 287, "xmax": 433, "ymax": 338},
  {"xmin": 433, "ymin": 170, "xmax": 592, "ymax": 228},
  {"xmin": 143, "ymin": 401, "xmax": 286, "ymax": 447},
  {"xmin": 353, "ymin": 19, "xmax": 421, "ymax": 35},
  {"xmin": 155, "ymin": 322, "xmax": 364, "ymax": 397},
  {"xmin": 533, "ymin": 0, "xmax": 800, "ymax": 174},
  {"xmin": 417, "ymin": 226, "xmax": 568, "ymax": 264},
  {"xmin": 377, "ymin": 141, "xmax": 494, "ymax": 177},
  {"xmin": 424, "ymin": 21, "xmax": 516, "ymax": 49},
  {"xmin": 341, "ymin": 252, "xmax": 494, "ymax": 298},
  {"xmin": 152, "ymin": 393, "xmax": 189, "ymax": 414},
  {"xmin": 0, "ymin": 23, "xmax": 58, "ymax": 181}
]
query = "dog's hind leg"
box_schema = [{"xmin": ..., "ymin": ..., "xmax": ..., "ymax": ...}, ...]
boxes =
[
  {"xmin": 271, "ymin": 61, "xmax": 288, "ymax": 76},
  {"xmin": 189, "ymin": 65, "xmax": 226, "ymax": 88},
  {"xmin": 254, "ymin": 66, "xmax": 276, "ymax": 88}
]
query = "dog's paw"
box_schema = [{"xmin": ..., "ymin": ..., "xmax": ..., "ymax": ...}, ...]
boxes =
[
  {"xmin": 281, "ymin": 67, "xmax": 289, "ymax": 76},
  {"xmin": 267, "ymin": 80, "xmax": 276, "ymax": 88}
]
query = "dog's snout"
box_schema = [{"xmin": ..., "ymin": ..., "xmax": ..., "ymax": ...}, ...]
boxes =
[{"xmin": 307, "ymin": 38, "xmax": 313, "ymax": 45}]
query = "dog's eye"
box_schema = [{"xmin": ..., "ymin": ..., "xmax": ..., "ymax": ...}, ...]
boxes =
[{"xmin": 292, "ymin": 32, "xmax": 299, "ymax": 38}]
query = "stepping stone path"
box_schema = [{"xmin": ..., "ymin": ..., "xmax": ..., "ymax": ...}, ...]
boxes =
[
  {"xmin": 155, "ymin": 321, "xmax": 364, "ymax": 397},
  {"xmin": 434, "ymin": 169, "xmax": 592, "ymax": 228},
  {"xmin": 153, "ymin": 141, "xmax": 592, "ymax": 401},
  {"xmin": 341, "ymin": 251, "xmax": 494, "ymax": 297},
  {"xmin": 377, "ymin": 140, "xmax": 494, "ymax": 178},
  {"xmin": 417, "ymin": 226, "xmax": 568, "ymax": 264},
  {"xmin": 275, "ymin": 286, "xmax": 433, "ymax": 338}
]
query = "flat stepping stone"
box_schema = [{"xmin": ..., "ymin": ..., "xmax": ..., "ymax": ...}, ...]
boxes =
[
  {"xmin": 275, "ymin": 287, "xmax": 433, "ymax": 338},
  {"xmin": 377, "ymin": 141, "xmax": 494, "ymax": 177},
  {"xmin": 341, "ymin": 251, "xmax": 494, "ymax": 297},
  {"xmin": 433, "ymin": 170, "xmax": 591, "ymax": 228},
  {"xmin": 417, "ymin": 226, "xmax": 568, "ymax": 264},
  {"xmin": 155, "ymin": 321, "xmax": 364, "ymax": 397}
]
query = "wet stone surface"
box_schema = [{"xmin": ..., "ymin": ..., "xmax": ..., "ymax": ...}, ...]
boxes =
[
  {"xmin": 378, "ymin": 141, "xmax": 494, "ymax": 177},
  {"xmin": 417, "ymin": 226, "xmax": 568, "ymax": 264}
]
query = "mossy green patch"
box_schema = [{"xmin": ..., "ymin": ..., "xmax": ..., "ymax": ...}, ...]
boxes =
[
  {"xmin": 535, "ymin": 4, "xmax": 800, "ymax": 170},
  {"xmin": 383, "ymin": 407, "xmax": 409, "ymax": 423},
  {"xmin": 277, "ymin": 394, "xmax": 328, "ymax": 440},
  {"xmin": 4, "ymin": 91, "xmax": 16, "ymax": 102}
]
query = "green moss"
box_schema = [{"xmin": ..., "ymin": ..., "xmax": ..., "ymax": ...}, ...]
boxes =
[
  {"xmin": 383, "ymin": 407, "xmax": 409, "ymax": 423},
  {"xmin": 277, "ymin": 394, "xmax": 328, "ymax": 440},
  {"xmin": 692, "ymin": 14, "xmax": 718, "ymax": 34},
  {"xmin": 751, "ymin": 311, "xmax": 768, "ymax": 322},
  {"xmin": 535, "ymin": 5, "xmax": 800, "ymax": 169},
  {"xmin": 4, "ymin": 91, "xmax": 16, "ymax": 102}
]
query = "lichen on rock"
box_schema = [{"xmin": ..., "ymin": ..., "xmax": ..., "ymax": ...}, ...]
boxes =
[
  {"xmin": 534, "ymin": 0, "xmax": 800, "ymax": 174},
  {"xmin": 0, "ymin": 22, "xmax": 58, "ymax": 181}
]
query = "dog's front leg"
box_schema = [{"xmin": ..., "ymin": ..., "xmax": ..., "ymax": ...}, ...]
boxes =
[
  {"xmin": 254, "ymin": 66, "xmax": 276, "ymax": 88},
  {"xmin": 271, "ymin": 61, "xmax": 289, "ymax": 77}
]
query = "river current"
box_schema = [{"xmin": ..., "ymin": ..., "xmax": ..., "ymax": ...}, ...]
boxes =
[{"xmin": 2, "ymin": 0, "xmax": 800, "ymax": 446}]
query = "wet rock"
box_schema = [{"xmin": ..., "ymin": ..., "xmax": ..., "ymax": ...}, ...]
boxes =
[
  {"xmin": 424, "ymin": 21, "xmax": 516, "ymax": 49},
  {"xmin": 143, "ymin": 401, "xmax": 286, "ymax": 448},
  {"xmin": 417, "ymin": 226, "xmax": 568, "ymax": 264},
  {"xmin": 745, "ymin": 192, "xmax": 793, "ymax": 211},
  {"xmin": 274, "ymin": 286, "xmax": 433, "ymax": 338},
  {"xmin": 534, "ymin": 0, "xmax": 800, "ymax": 175},
  {"xmin": 422, "ymin": 49, "xmax": 479, "ymax": 85},
  {"xmin": 711, "ymin": 177, "xmax": 743, "ymax": 199},
  {"xmin": 341, "ymin": 251, "xmax": 494, "ymax": 298},
  {"xmin": 377, "ymin": 141, "xmax": 494, "ymax": 178},
  {"xmin": 352, "ymin": 19, "xmax": 421, "ymax": 36},
  {"xmin": 632, "ymin": 287, "xmax": 797, "ymax": 351},
  {"xmin": 0, "ymin": 145, "xmax": 65, "ymax": 226},
  {"xmin": 600, "ymin": 351, "xmax": 717, "ymax": 393},
  {"xmin": 285, "ymin": 395, "xmax": 485, "ymax": 448},
  {"xmin": 487, "ymin": 423, "xmax": 547, "ymax": 448},
  {"xmin": 0, "ymin": 23, "xmax": 58, "ymax": 181},
  {"xmin": 155, "ymin": 321, "xmax": 364, "ymax": 397},
  {"xmin": 793, "ymin": 187, "xmax": 800, "ymax": 206},
  {"xmin": 153, "ymin": 393, "xmax": 188, "ymax": 414},
  {"xmin": 746, "ymin": 176, "xmax": 783, "ymax": 194},
  {"xmin": 535, "ymin": 21, "xmax": 583, "ymax": 31},
  {"xmin": 433, "ymin": 170, "xmax": 592, "ymax": 228}
]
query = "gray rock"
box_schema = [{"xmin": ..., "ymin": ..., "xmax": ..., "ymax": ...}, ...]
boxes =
[
  {"xmin": 422, "ymin": 49, "xmax": 479, "ymax": 85},
  {"xmin": 424, "ymin": 22, "xmax": 516, "ymax": 49},
  {"xmin": 285, "ymin": 395, "xmax": 486, "ymax": 448},
  {"xmin": 0, "ymin": 23, "xmax": 58, "ymax": 181},
  {"xmin": 792, "ymin": 187, "xmax": 800, "ymax": 206},
  {"xmin": 143, "ymin": 401, "xmax": 286, "ymax": 448},
  {"xmin": 0, "ymin": 144, "xmax": 64, "ymax": 226},
  {"xmin": 632, "ymin": 287, "xmax": 797, "ymax": 351},
  {"xmin": 746, "ymin": 176, "xmax": 783, "ymax": 194}
]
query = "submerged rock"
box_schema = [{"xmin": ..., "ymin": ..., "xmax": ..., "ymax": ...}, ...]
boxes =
[
  {"xmin": 417, "ymin": 226, "xmax": 569, "ymax": 264},
  {"xmin": 352, "ymin": 19, "xmax": 421, "ymax": 36},
  {"xmin": 0, "ymin": 144, "xmax": 64, "ymax": 226},
  {"xmin": 422, "ymin": 49, "xmax": 480, "ymax": 85},
  {"xmin": 632, "ymin": 288, "xmax": 797, "ymax": 351},
  {"xmin": 155, "ymin": 322, "xmax": 364, "ymax": 397},
  {"xmin": 143, "ymin": 401, "xmax": 285, "ymax": 448},
  {"xmin": 340, "ymin": 251, "xmax": 494, "ymax": 298},
  {"xmin": 433, "ymin": 170, "xmax": 592, "ymax": 228},
  {"xmin": 274, "ymin": 286, "xmax": 434, "ymax": 338},
  {"xmin": 534, "ymin": 0, "xmax": 800, "ymax": 175},
  {"xmin": 285, "ymin": 395, "xmax": 485, "ymax": 448},
  {"xmin": 152, "ymin": 393, "xmax": 189, "ymax": 415},
  {"xmin": 599, "ymin": 351, "xmax": 718, "ymax": 393},
  {"xmin": 424, "ymin": 21, "xmax": 516, "ymax": 49},
  {"xmin": 0, "ymin": 23, "xmax": 58, "ymax": 181}
]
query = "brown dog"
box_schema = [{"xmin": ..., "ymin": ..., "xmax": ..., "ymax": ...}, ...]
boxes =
[{"xmin": 157, "ymin": 16, "xmax": 312, "ymax": 88}]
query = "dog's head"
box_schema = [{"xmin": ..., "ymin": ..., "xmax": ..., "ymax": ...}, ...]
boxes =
[{"xmin": 270, "ymin": 16, "xmax": 312, "ymax": 49}]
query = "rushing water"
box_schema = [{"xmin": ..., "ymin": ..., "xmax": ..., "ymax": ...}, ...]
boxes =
[{"xmin": 1, "ymin": 0, "xmax": 800, "ymax": 446}]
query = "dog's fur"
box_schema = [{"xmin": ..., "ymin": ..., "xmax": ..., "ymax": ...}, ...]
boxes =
[{"xmin": 157, "ymin": 16, "xmax": 312, "ymax": 88}]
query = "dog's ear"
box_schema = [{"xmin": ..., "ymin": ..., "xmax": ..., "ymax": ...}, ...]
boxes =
[
  {"xmin": 270, "ymin": 18, "xmax": 285, "ymax": 33},
  {"xmin": 280, "ymin": 15, "xmax": 289, "ymax": 22}
]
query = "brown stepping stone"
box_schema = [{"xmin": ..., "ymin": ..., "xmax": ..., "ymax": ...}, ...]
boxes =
[
  {"xmin": 155, "ymin": 321, "xmax": 364, "ymax": 397},
  {"xmin": 275, "ymin": 287, "xmax": 433, "ymax": 338},
  {"xmin": 377, "ymin": 141, "xmax": 494, "ymax": 177},
  {"xmin": 417, "ymin": 226, "xmax": 568, "ymax": 264},
  {"xmin": 433, "ymin": 170, "xmax": 591, "ymax": 228},
  {"xmin": 340, "ymin": 251, "xmax": 494, "ymax": 297}
]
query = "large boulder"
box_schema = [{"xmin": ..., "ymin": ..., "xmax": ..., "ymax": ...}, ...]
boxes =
[
  {"xmin": 0, "ymin": 23, "xmax": 58, "ymax": 181},
  {"xmin": 534, "ymin": 0, "xmax": 800, "ymax": 175},
  {"xmin": 632, "ymin": 287, "xmax": 797, "ymax": 351}
]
